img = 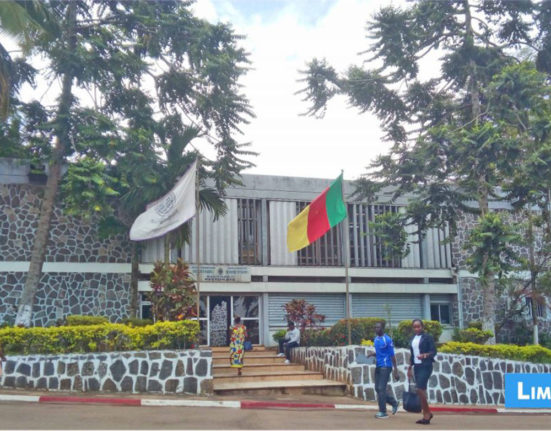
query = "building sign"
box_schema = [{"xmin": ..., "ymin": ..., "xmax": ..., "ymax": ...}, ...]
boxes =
[
  {"xmin": 189, "ymin": 265, "xmax": 251, "ymax": 283},
  {"xmin": 505, "ymin": 374, "xmax": 551, "ymax": 408}
]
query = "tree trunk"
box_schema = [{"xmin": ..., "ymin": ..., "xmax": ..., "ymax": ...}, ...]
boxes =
[
  {"xmin": 527, "ymin": 213, "xmax": 539, "ymax": 345},
  {"xmin": 464, "ymin": 0, "xmax": 496, "ymax": 343},
  {"xmin": 14, "ymin": 2, "xmax": 77, "ymax": 327},
  {"xmin": 128, "ymin": 241, "xmax": 140, "ymax": 318}
]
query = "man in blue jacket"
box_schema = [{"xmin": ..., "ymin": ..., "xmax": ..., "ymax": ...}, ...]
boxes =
[{"xmin": 368, "ymin": 321, "xmax": 399, "ymax": 419}]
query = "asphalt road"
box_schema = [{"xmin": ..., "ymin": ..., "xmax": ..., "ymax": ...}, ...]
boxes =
[{"xmin": 0, "ymin": 402, "xmax": 549, "ymax": 430}]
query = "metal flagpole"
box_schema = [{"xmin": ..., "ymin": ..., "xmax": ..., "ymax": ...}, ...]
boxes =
[
  {"xmin": 341, "ymin": 170, "xmax": 352, "ymax": 345},
  {"xmin": 195, "ymin": 157, "xmax": 201, "ymax": 322}
]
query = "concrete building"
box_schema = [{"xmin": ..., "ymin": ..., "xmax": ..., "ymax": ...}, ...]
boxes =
[{"xmin": 1, "ymin": 158, "xmax": 546, "ymax": 344}]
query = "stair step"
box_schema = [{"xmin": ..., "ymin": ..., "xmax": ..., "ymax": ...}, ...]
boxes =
[
  {"xmin": 213, "ymin": 371, "xmax": 323, "ymax": 384},
  {"xmin": 213, "ymin": 379, "xmax": 346, "ymax": 396},
  {"xmin": 213, "ymin": 355, "xmax": 285, "ymax": 366},
  {"xmin": 210, "ymin": 345, "xmax": 266, "ymax": 353},
  {"xmin": 213, "ymin": 363, "xmax": 305, "ymax": 373},
  {"xmin": 212, "ymin": 351, "xmax": 279, "ymax": 358}
]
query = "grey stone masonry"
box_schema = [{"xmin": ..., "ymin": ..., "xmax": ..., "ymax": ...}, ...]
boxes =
[
  {"xmin": 0, "ymin": 272, "xmax": 131, "ymax": 327},
  {"xmin": 0, "ymin": 350, "xmax": 213, "ymax": 395},
  {"xmin": 292, "ymin": 346, "xmax": 551, "ymax": 406},
  {"xmin": 0, "ymin": 184, "xmax": 131, "ymax": 263}
]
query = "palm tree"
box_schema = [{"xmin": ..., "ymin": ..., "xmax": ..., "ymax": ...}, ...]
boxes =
[
  {"xmin": 117, "ymin": 125, "xmax": 227, "ymax": 317},
  {"xmin": 0, "ymin": 1, "xmax": 58, "ymax": 118}
]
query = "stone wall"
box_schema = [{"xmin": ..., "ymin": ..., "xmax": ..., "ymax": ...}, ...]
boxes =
[
  {"xmin": 0, "ymin": 184, "xmax": 131, "ymax": 263},
  {"xmin": 0, "ymin": 272, "xmax": 131, "ymax": 327},
  {"xmin": 0, "ymin": 350, "xmax": 213, "ymax": 395},
  {"xmin": 0, "ymin": 183, "xmax": 134, "ymax": 327},
  {"xmin": 292, "ymin": 346, "xmax": 551, "ymax": 406}
]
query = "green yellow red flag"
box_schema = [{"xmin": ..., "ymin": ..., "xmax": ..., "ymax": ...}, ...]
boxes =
[{"xmin": 287, "ymin": 173, "xmax": 347, "ymax": 252}]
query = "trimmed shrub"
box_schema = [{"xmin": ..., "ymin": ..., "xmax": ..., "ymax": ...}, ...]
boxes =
[
  {"xmin": 0, "ymin": 320, "xmax": 199, "ymax": 355},
  {"xmin": 467, "ymin": 321, "xmax": 483, "ymax": 330},
  {"xmin": 65, "ymin": 315, "xmax": 109, "ymax": 326},
  {"xmin": 393, "ymin": 320, "xmax": 443, "ymax": 348},
  {"xmin": 439, "ymin": 342, "xmax": 551, "ymax": 364},
  {"xmin": 122, "ymin": 317, "xmax": 154, "ymax": 327},
  {"xmin": 361, "ymin": 339, "xmax": 374, "ymax": 347},
  {"xmin": 272, "ymin": 329, "xmax": 287, "ymax": 343},
  {"xmin": 329, "ymin": 318, "xmax": 386, "ymax": 345},
  {"xmin": 302, "ymin": 328, "xmax": 333, "ymax": 346},
  {"xmin": 452, "ymin": 327, "xmax": 494, "ymax": 344}
]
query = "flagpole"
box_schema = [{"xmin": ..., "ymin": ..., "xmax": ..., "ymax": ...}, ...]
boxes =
[
  {"xmin": 195, "ymin": 157, "xmax": 201, "ymax": 324},
  {"xmin": 341, "ymin": 170, "xmax": 352, "ymax": 346}
]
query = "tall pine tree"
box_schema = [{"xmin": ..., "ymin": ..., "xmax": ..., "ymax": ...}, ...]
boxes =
[{"xmin": 299, "ymin": 0, "xmax": 550, "ymax": 342}]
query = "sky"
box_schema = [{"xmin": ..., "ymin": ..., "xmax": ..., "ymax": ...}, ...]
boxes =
[
  {"xmin": 190, "ymin": 0, "xmax": 408, "ymax": 180},
  {"xmin": 2, "ymin": 0, "xmax": 410, "ymax": 182}
]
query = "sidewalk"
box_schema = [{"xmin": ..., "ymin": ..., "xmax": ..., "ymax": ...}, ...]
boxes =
[{"xmin": 0, "ymin": 388, "xmax": 548, "ymax": 415}]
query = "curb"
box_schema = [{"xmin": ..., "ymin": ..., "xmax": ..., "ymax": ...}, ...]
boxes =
[{"xmin": 0, "ymin": 394, "xmax": 549, "ymax": 414}]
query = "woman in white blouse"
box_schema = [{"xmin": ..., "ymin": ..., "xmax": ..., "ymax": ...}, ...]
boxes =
[{"xmin": 407, "ymin": 319, "xmax": 437, "ymax": 425}]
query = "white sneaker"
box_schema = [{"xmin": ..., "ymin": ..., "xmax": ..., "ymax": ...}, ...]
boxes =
[
  {"xmin": 284, "ymin": 359, "xmax": 290, "ymax": 364},
  {"xmin": 276, "ymin": 353, "xmax": 285, "ymax": 357}
]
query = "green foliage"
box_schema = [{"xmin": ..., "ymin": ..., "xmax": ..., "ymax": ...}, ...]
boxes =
[
  {"xmin": 393, "ymin": 320, "xmax": 442, "ymax": 348},
  {"xmin": 452, "ymin": 328, "xmax": 494, "ymax": 345},
  {"xmin": 149, "ymin": 259, "xmax": 197, "ymax": 322},
  {"xmin": 272, "ymin": 329, "xmax": 287, "ymax": 343},
  {"xmin": 440, "ymin": 342, "xmax": 551, "ymax": 364},
  {"xmin": 301, "ymin": 328, "xmax": 333, "ymax": 347},
  {"xmin": 329, "ymin": 318, "xmax": 386, "ymax": 346},
  {"xmin": 0, "ymin": 320, "xmax": 199, "ymax": 355},
  {"xmin": 282, "ymin": 299, "xmax": 325, "ymax": 332},
  {"xmin": 61, "ymin": 157, "xmax": 120, "ymax": 220},
  {"xmin": 369, "ymin": 212, "xmax": 410, "ymax": 262},
  {"xmin": 465, "ymin": 212, "xmax": 521, "ymax": 283},
  {"xmin": 122, "ymin": 317, "xmax": 153, "ymax": 327},
  {"xmin": 65, "ymin": 315, "xmax": 109, "ymax": 326},
  {"xmin": 468, "ymin": 321, "xmax": 483, "ymax": 330},
  {"xmin": 299, "ymin": 1, "xmax": 551, "ymax": 340}
]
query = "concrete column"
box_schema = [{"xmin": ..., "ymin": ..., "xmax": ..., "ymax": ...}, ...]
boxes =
[
  {"xmin": 423, "ymin": 294, "xmax": 431, "ymax": 320},
  {"xmin": 261, "ymin": 199, "xmax": 269, "ymax": 265},
  {"xmin": 262, "ymin": 292, "xmax": 271, "ymax": 346}
]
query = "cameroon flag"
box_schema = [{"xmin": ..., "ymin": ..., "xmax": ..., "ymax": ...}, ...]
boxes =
[{"xmin": 287, "ymin": 174, "xmax": 347, "ymax": 252}]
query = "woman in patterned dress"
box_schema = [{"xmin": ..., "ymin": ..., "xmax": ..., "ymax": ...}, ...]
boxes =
[{"xmin": 229, "ymin": 316, "xmax": 247, "ymax": 376}]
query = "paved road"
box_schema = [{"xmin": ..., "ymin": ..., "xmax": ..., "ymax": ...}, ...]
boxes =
[{"xmin": 0, "ymin": 402, "xmax": 549, "ymax": 430}]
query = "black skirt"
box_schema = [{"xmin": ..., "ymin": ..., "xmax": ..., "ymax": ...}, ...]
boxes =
[{"xmin": 413, "ymin": 363, "xmax": 433, "ymax": 390}]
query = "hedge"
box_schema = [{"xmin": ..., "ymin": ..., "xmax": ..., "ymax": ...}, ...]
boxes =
[
  {"xmin": 65, "ymin": 315, "xmax": 109, "ymax": 326},
  {"xmin": 272, "ymin": 329, "xmax": 287, "ymax": 343},
  {"xmin": 439, "ymin": 342, "xmax": 551, "ymax": 364},
  {"xmin": 452, "ymin": 327, "xmax": 494, "ymax": 344},
  {"xmin": 328, "ymin": 317, "xmax": 386, "ymax": 346},
  {"xmin": 392, "ymin": 320, "xmax": 442, "ymax": 348},
  {"xmin": 302, "ymin": 328, "xmax": 333, "ymax": 346},
  {"xmin": 0, "ymin": 320, "xmax": 199, "ymax": 355}
]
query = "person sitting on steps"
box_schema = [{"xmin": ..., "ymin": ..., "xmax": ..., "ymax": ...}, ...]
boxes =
[{"xmin": 276, "ymin": 321, "xmax": 300, "ymax": 364}]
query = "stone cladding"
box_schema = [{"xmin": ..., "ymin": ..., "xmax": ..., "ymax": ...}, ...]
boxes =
[
  {"xmin": 293, "ymin": 346, "xmax": 551, "ymax": 406},
  {"xmin": 0, "ymin": 350, "xmax": 213, "ymax": 395}
]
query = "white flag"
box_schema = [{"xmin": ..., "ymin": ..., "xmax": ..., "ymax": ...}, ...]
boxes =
[{"xmin": 129, "ymin": 160, "xmax": 197, "ymax": 241}]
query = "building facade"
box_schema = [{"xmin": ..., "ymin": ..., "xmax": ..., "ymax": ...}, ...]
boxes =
[{"xmin": 1, "ymin": 158, "xmax": 547, "ymax": 343}]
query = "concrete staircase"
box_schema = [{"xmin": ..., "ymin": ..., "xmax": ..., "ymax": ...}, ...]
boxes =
[{"xmin": 211, "ymin": 345, "xmax": 346, "ymax": 396}]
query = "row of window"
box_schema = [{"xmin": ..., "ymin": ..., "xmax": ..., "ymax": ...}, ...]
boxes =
[{"xmin": 237, "ymin": 199, "xmax": 451, "ymax": 268}]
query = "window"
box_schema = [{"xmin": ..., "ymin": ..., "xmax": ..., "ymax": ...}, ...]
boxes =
[
  {"xmin": 238, "ymin": 199, "xmax": 262, "ymax": 265},
  {"xmin": 525, "ymin": 297, "xmax": 546, "ymax": 319},
  {"xmin": 140, "ymin": 293, "xmax": 152, "ymax": 320},
  {"xmin": 348, "ymin": 203, "xmax": 402, "ymax": 268},
  {"xmin": 430, "ymin": 303, "xmax": 450, "ymax": 324},
  {"xmin": 296, "ymin": 201, "xmax": 342, "ymax": 266}
]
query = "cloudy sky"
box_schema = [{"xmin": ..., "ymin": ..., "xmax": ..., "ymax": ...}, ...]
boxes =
[{"xmin": 191, "ymin": 0, "xmax": 407, "ymax": 180}]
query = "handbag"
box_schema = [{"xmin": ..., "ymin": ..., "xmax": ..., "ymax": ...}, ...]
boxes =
[
  {"xmin": 243, "ymin": 341, "xmax": 253, "ymax": 351},
  {"xmin": 402, "ymin": 380, "xmax": 422, "ymax": 413}
]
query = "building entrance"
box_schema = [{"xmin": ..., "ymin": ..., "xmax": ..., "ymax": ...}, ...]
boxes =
[{"xmin": 198, "ymin": 295, "xmax": 260, "ymax": 346}]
